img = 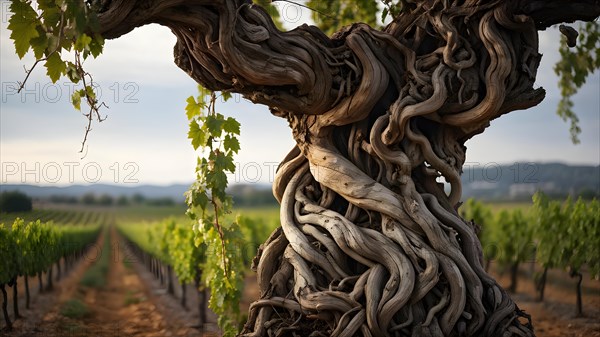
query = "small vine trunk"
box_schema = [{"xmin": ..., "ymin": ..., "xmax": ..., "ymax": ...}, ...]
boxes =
[
  {"xmin": 1, "ymin": 284, "xmax": 11, "ymax": 330},
  {"xmin": 167, "ymin": 266, "xmax": 175, "ymax": 295},
  {"xmin": 509, "ymin": 263, "xmax": 519, "ymax": 293},
  {"xmin": 180, "ymin": 283, "xmax": 187, "ymax": 309},
  {"xmin": 536, "ymin": 267, "xmax": 548, "ymax": 302},
  {"xmin": 159, "ymin": 262, "xmax": 164, "ymax": 286},
  {"xmin": 24, "ymin": 275, "xmax": 30, "ymax": 310},
  {"xmin": 11, "ymin": 279, "xmax": 21, "ymax": 319},
  {"xmin": 45, "ymin": 267, "xmax": 53, "ymax": 292},
  {"xmin": 198, "ymin": 288, "xmax": 206, "ymax": 327},
  {"xmin": 571, "ymin": 270, "xmax": 583, "ymax": 317},
  {"xmin": 56, "ymin": 259, "xmax": 62, "ymax": 281},
  {"xmin": 37, "ymin": 272, "xmax": 43, "ymax": 294},
  {"xmin": 94, "ymin": 0, "xmax": 600, "ymax": 336},
  {"xmin": 194, "ymin": 271, "xmax": 206, "ymax": 327}
]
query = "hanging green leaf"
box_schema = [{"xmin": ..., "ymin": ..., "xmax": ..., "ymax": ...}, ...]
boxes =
[
  {"xmin": 45, "ymin": 52, "xmax": 66, "ymax": 83},
  {"xmin": 188, "ymin": 120, "xmax": 207, "ymax": 150},
  {"xmin": 8, "ymin": 0, "xmax": 39, "ymax": 59}
]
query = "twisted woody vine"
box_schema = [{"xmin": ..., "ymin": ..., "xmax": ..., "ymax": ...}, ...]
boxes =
[{"xmin": 7, "ymin": 0, "xmax": 600, "ymax": 336}]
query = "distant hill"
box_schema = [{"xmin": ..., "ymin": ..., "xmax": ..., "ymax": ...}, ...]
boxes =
[
  {"xmin": 1, "ymin": 163, "xmax": 598, "ymax": 203},
  {"xmin": 461, "ymin": 162, "xmax": 599, "ymax": 201},
  {"xmin": 0, "ymin": 182, "xmax": 274, "ymax": 205},
  {"xmin": 0, "ymin": 183, "xmax": 191, "ymax": 201}
]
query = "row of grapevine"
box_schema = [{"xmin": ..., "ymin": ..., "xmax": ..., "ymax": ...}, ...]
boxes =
[
  {"xmin": 118, "ymin": 218, "xmax": 236, "ymax": 330},
  {"xmin": 0, "ymin": 209, "xmax": 111, "ymax": 227},
  {"xmin": 0, "ymin": 219, "xmax": 102, "ymax": 330},
  {"xmin": 119, "ymin": 219, "xmax": 208, "ymax": 326},
  {"xmin": 117, "ymin": 213, "xmax": 276, "ymax": 333},
  {"xmin": 0, "ymin": 209, "xmax": 62, "ymax": 224},
  {"xmin": 532, "ymin": 193, "xmax": 599, "ymax": 316},
  {"xmin": 463, "ymin": 200, "xmax": 535, "ymax": 293},
  {"xmin": 461, "ymin": 193, "xmax": 599, "ymax": 316}
]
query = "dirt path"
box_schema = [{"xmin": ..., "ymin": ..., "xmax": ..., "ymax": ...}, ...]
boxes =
[
  {"xmin": 9, "ymin": 227, "xmax": 201, "ymax": 337},
  {"xmin": 3, "ymin": 233, "xmax": 103, "ymax": 336},
  {"xmin": 492, "ymin": 263, "xmax": 600, "ymax": 337}
]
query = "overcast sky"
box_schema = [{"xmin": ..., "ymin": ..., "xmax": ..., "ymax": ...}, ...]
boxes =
[{"xmin": 0, "ymin": 1, "xmax": 598, "ymax": 187}]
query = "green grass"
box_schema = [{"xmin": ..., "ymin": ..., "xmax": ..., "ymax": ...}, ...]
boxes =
[
  {"xmin": 113, "ymin": 205, "xmax": 188, "ymax": 222},
  {"xmin": 485, "ymin": 202, "xmax": 533, "ymax": 214},
  {"xmin": 79, "ymin": 228, "xmax": 111, "ymax": 288},
  {"xmin": 60, "ymin": 299, "xmax": 90, "ymax": 319},
  {"xmin": 231, "ymin": 206, "xmax": 279, "ymax": 221}
]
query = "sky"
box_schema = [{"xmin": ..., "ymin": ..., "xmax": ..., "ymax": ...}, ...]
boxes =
[{"xmin": 0, "ymin": 1, "xmax": 598, "ymax": 187}]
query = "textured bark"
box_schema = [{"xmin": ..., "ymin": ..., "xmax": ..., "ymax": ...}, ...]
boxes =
[
  {"xmin": 167, "ymin": 265, "xmax": 175, "ymax": 295},
  {"xmin": 535, "ymin": 267, "xmax": 548, "ymax": 301},
  {"xmin": 194, "ymin": 271, "xmax": 207, "ymax": 327},
  {"xmin": 159, "ymin": 262, "xmax": 165, "ymax": 286},
  {"xmin": 11, "ymin": 279, "xmax": 21, "ymax": 319},
  {"xmin": 45, "ymin": 267, "xmax": 53, "ymax": 292},
  {"xmin": 96, "ymin": 1, "xmax": 600, "ymax": 336},
  {"xmin": 181, "ymin": 282, "xmax": 188, "ymax": 309},
  {"xmin": 56, "ymin": 259, "xmax": 62, "ymax": 281},
  {"xmin": 1, "ymin": 284, "xmax": 10, "ymax": 330},
  {"xmin": 37, "ymin": 272, "xmax": 43, "ymax": 293},
  {"xmin": 571, "ymin": 270, "xmax": 584, "ymax": 317},
  {"xmin": 24, "ymin": 275, "xmax": 30, "ymax": 310}
]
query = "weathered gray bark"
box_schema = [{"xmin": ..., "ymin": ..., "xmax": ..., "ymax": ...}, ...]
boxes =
[{"xmin": 96, "ymin": 0, "xmax": 600, "ymax": 336}]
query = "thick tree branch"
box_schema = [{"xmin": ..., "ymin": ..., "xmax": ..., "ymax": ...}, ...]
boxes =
[{"xmin": 519, "ymin": 0, "xmax": 600, "ymax": 29}]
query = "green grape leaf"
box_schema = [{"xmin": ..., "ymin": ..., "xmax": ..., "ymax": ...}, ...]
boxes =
[
  {"xmin": 186, "ymin": 96, "xmax": 203, "ymax": 120},
  {"xmin": 71, "ymin": 90, "xmax": 82, "ymax": 110},
  {"xmin": 206, "ymin": 115, "xmax": 225, "ymax": 138},
  {"xmin": 74, "ymin": 33, "xmax": 92, "ymax": 52},
  {"xmin": 189, "ymin": 188, "xmax": 209, "ymax": 211},
  {"xmin": 47, "ymin": 34, "xmax": 60, "ymax": 54},
  {"xmin": 65, "ymin": 62, "xmax": 81, "ymax": 83},
  {"xmin": 29, "ymin": 30, "xmax": 48, "ymax": 59},
  {"xmin": 40, "ymin": 5, "xmax": 61, "ymax": 28},
  {"xmin": 221, "ymin": 91, "xmax": 232, "ymax": 102},
  {"xmin": 188, "ymin": 120, "xmax": 207, "ymax": 150},
  {"xmin": 89, "ymin": 34, "xmax": 104, "ymax": 58},
  {"xmin": 208, "ymin": 171, "xmax": 228, "ymax": 195},
  {"xmin": 223, "ymin": 117, "xmax": 241, "ymax": 135},
  {"xmin": 214, "ymin": 152, "xmax": 236, "ymax": 173},
  {"xmin": 8, "ymin": 1, "xmax": 39, "ymax": 59},
  {"xmin": 223, "ymin": 135, "xmax": 240, "ymax": 154},
  {"xmin": 45, "ymin": 52, "xmax": 66, "ymax": 83}
]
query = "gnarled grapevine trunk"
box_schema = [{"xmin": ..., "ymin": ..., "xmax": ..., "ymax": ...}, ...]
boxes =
[{"xmin": 96, "ymin": 0, "xmax": 600, "ymax": 336}]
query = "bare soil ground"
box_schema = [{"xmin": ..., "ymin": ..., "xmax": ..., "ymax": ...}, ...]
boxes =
[
  {"xmin": 491, "ymin": 262, "xmax": 600, "ymax": 337},
  {"xmin": 4, "ymin": 231, "xmax": 598, "ymax": 337},
  {"xmin": 3, "ymin": 235, "xmax": 103, "ymax": 336},
  {"xmin": 3, "ymin": 228, "xmax": 208, "ymax": 337}
]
